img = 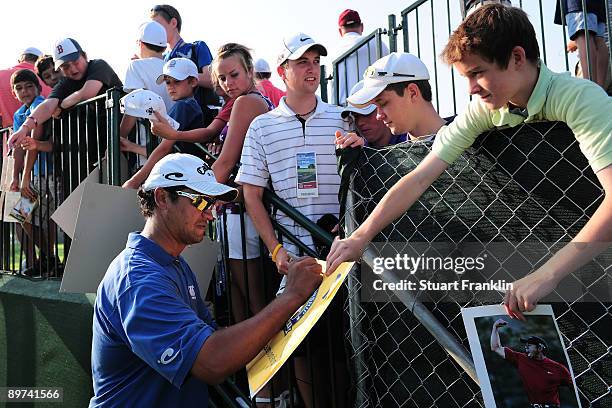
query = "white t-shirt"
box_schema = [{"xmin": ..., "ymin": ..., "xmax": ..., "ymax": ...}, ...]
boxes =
[
  {"xmin": 236, "ymin": 95, "xmax": 350, "ymax": 256},
  {"xmin": 124, "ymin": 57, "xmax": 174, "ymax": 110},
  {"xmin": 124, "ymin": 57, "xmax": 175, "ymax": 168},
  {"xmin": 333, "ymin": 32, "xmax": 390, "ymax": 105}
]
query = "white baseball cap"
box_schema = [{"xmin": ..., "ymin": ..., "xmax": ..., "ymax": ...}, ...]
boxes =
[
  {"xmin": 142, "ymin": 153, "xmax": 238, "ymax": 201},
  {"xmin": 254, "ymin": 58, "xmax": 271, "ymax": 73},
  {"xmin": 341, "ymin": 80, "xmax": 377, "ymax": 118},
  {"xmin": 21, "ymin": 47, "xmax": 43, "ymax": 58},
  {"xmin": 120, "ymin": 89, "xmax": 180, "ymax": 130},
  {"xmin": 348, "ymin": 52, "xmax": 430, "ymax": 108},
  {"xmin": 138, "ymin": 21, "xmax": 167, "ymax": 48},
  {"xmin": 156, "ymin": 58, "xmax": 198, "ymax": 84},
  {"xmin": 53, "ymin": 38, "xmax": 83, "ymax": 70},
  {"xmin": 277, "ymin": 32, "xmax": 327, "ymax": 66}
]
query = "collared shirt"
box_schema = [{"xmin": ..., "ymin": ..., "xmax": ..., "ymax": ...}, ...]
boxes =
[
  {"xmin": 432, "ymin": 61, "xmax": 612, "ymax": 173},
  {"xmin": 90, "ymin": 233, "xmax": 215, "ymax": 408},
  {"xmin": 504, "ymin": 347, "xmax": 573, "ymax": 404},
  {"xmin": 236, "ymin": 95, "xmax": 350, "ymax": 255}
]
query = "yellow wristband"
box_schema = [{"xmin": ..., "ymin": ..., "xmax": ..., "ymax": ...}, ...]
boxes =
[{"xmin": 271, "ymin": 243, "xmax": 283, "ymax": 262}]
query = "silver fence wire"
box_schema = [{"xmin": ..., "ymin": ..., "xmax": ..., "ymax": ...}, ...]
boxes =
[{"xmin": 341, "ymin": 121, "xmax": 611, "ymax": 407}]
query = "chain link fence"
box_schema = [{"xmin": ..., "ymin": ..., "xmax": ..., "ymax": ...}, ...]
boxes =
[{"xmin": 341, "ymin": 121, "xmax": 611, "ymax": 407}]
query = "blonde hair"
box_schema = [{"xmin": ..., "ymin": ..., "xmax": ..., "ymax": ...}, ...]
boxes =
[{"xmin": 212, "ymin": 43, "xmax": 254, "ymax": 84}]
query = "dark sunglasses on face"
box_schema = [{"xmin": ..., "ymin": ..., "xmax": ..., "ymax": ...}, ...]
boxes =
[{"xmin": 175, "ymin": 191, "xmax": 217, "ymax": 212}]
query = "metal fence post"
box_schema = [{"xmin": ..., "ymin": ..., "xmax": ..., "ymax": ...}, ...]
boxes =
[
  {"xmin": 388, "ymin": 14, "xmax": 398, "ymax": 53},
  {"xmin": 106, "ymin": 88, "xmax": 121, "ymax": 186},
  {"xmin": 320, "ymin": 65, "xmax": 328, "ymax": 103}
]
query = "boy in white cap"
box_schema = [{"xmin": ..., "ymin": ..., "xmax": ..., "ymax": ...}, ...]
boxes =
[
  {"xmin": 253, "ymin": 57, "xmax": 286, "ymax": 107},
  {"xmin": 8, "ymin": 38, "xmax": 122, "ymax": 149},
  {"xmin": 123, "ymin": 58, "xmax": 204, "ymax": 189},
  {"xmin": 119, "ymin": 21, "xmax": 175, "ymax": 166}
]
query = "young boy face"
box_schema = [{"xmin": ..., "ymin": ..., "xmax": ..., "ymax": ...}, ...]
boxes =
[
  {"xmin": 60, "ymin": 55, "xmax": 89, "ymax": 81},
  {"xmin": 453, "ymin": 52, "xmax": 523, "ymax": 110},
  {"xmin": 12, "ymin": 81, "xmax": 39, "ymax": 106},
  {"xmin": 163, "ymin": 76, "xmax": 196, "ymax": 101},
  {"xmin": 40, "ymin": 67, "xmax": 61, "ymax": 88}
]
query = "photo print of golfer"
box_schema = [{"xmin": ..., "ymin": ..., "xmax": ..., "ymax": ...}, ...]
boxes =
[{"xmin": 462, "ymin": 305, "xmax": 581, "ymax": 408}]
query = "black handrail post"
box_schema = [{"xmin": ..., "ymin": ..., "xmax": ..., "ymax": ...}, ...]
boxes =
[{"xmin": 320, "ymin": 65, "xmax": 328, "ymax": 103}]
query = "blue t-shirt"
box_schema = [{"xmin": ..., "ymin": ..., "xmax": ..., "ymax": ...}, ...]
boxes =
[
  {"xmin": 13, "ymin": 95, "xmax": 49, "ymax": 176},
  {"xmin": 90, "ymin": 233, "xmax": 216, "ymax": 408},
  {"xmin": 169, "ymin": 97, "xmax": 206, "ymax": 157},
  {"xmin": 164, "ymin": 39, "xmax": 213, "ymax": 71}
]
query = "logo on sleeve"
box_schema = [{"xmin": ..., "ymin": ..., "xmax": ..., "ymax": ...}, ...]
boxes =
[{"xmin": 158, "ymin": 347, "xmax": 180, "ymax": 365}]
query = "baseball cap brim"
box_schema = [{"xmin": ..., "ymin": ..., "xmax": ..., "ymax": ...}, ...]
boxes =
[
  {"xmin": 347, "ymin": 83, "xmax": 387, "ymax": 108},
  {"xmin": 341, "ymin": 104, "xmax": 377, "ymax": 118},
  {"xmin": 185, "ymin": 181, "xmax": 238, "ymax": 202},
  {"xmin": 156, "ymin": 72, "xmax": 192, "ymax": 85},
  {"xmin": 280, "ymin": 44, "xmax": 328, "ymax": 66},
  {"xmin": 54, "ymin": 52, "xmax": 79, "ymax": 70}
]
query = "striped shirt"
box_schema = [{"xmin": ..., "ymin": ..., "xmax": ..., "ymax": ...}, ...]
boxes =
[{"xmin": 236, "ymin": 95, "xmax": 350, "ymax": 255}]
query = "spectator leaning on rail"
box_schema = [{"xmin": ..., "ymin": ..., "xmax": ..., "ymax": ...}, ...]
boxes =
[
  {"xmin": 89, "ymin": 153, "xmax": 323, "ymax": 408},
  {"xmin": 150, "ymin": 4, "xmax": 220, "ymax": 126},
  {"xmin": 7, "ymin": 38, "xmax": 122, "ymax": 150},
  {"xmin": 34, "ymin": 55, "xmax": 62, "ymax": 88},
  {"xmin": 236, "ymin": 32, "xmax": 362, "ymax": 408},
  {"xmin": 333, "ymin": 9, "xmax": 389, "ymax": 105},
  {"xmin": 253, "ymin": 58, "xmax": 286, "ymax": 107},
  {"xmin": 326, "ymin": 4, "xmax": 612, "ymax": 319},
  {"xmin": 123, "ymin": 58, "xmax": 204, "ymax": 189},
  {"xmin": 0, "ymin": 47, "xmax": 51, "ymax": 128}
]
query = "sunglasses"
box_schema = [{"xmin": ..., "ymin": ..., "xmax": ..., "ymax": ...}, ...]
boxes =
[{"xmin": 175, "ymin": 190, "xmax": 217, "ymax": 212}]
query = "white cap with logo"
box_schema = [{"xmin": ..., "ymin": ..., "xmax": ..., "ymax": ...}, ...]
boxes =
[
  {"xmin": 142, "ymin": 153, "xmax": 238, "ymax": 201},
  {"xmin": 156, "ymin": 58, "xmax": 199, "ymax": 84},
  {"xmin": 341, "ymin": 80, "xmax": 377, "ymax": 118},
  {"xmin": 138, "ymin": 21, "xmax": 167, "ymax": 48},
  {"xmin": 120, "ymin": 89, "xmax": 180, "ymax": 130},
  {"xmin": 348, "ymin": 52, "xmax": 430, "ymax": 108},
  {"xmin": 277, "ymin": 32, "xmax": 327, "ymax": 66},
  {"xmin": 53, "ymin": 38, "xmax": 84, "ymax": 70}
]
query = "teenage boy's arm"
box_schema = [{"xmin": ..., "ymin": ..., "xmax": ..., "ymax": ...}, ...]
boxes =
[
  {"xmin": 326, "ymin": 153, "xmax": 449, "ymax": 274},
  {"xmin": 504, "ymin": 165, "xmax": 612, "ymax": 319},
  {"xmin": 60, "ymin": 80, "xmax": 103, "ymax": 109},
  {"xmin": 8, "ymin": 98, "xmax": 59, "ymax": 148}
]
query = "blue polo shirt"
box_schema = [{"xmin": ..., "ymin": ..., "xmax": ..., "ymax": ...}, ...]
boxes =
[{"xmin": 90, "ymin": 233, "xmax": 215, "ymax": 408}]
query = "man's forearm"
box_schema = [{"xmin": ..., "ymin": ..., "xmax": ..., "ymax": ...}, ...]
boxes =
[
  {"xmin": 490, "ymin": 327, "xmax": 501, "ymax": 351},
  {"xmin": 244, "ymin": 188, "xmax": 280, "ymax": 252},
  {"xmin": 193, "ymin": 292, "xmax": 302, "ymax": 383}
]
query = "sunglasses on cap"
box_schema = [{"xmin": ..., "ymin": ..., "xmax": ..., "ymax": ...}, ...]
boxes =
[
  {"xmin": 364, "ymin": 66, "xmax": 416, "ymax": 79},
  {"xmin": 176, "ymin": 190, "xmax": 217, "ymax": 212}
]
